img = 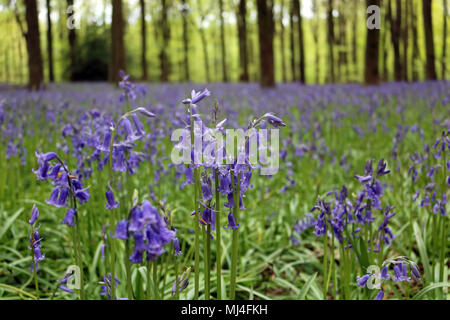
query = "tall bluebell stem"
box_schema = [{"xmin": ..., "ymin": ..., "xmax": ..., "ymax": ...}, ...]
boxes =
[{"xmin": 230, "ymin": 172, "xmax": 241, "ymax": 300}]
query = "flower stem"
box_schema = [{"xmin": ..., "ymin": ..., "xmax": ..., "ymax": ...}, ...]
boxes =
[
  {"xmin": 230, "ymin": 173, "xmax": 241, "ymax": 300},
  {"xmin": 214, "ymin": 168, "xmax": 222, "ymax": 300}
]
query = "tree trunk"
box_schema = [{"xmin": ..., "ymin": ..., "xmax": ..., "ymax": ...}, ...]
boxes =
[
  {"xmin": 422, "ymin": 0, "xmax": 437, "ymax": 80},
  {"xmin": 237, "ymin": 0, "xmax": 249, "ymax": 82},
  {"xmin": 139, "ymin": 0, "xmax": 148, "ymax": 81},
  {"xmin": 402, "ymin": 0, "xmax": 409, "ymax": 81},
  {"xmin": 256, "ymin": 0, "xmax": 275, "ymax": 87},
  {"xmin": 25, "ymin": 0, "xmax": 44, "ymax": 89},
  {"xmin": 442, "ymin": 0, "xmax": 448, "ymax": 79},
  {"xmin": 219, "ymin": 0, "xmax": 228, "ymax": 82},
  {"xmin": 289, "ymin": 1, "xmax": 296, "ymax": 81},
  {"xmin": 312, "ymin": 0, "xmax": 320, "ymax": 83},
  {"xmin": 388, "ymin": 0, "xmax": 402, "ymax": 81},
  {"xmin": 352, "ymin": 8, "xmax": 358, "ymax": 78},
  {"xmin": 159, "ymin": 0, "xmax": 170, "ymax": 82},
  {"xmin": 327, "ymin": 0, "xmax": 335, "ymax": 82},
  {"xmin": 411, "ymin": 0, "xmax": 420, "ymax": 81},
  {"xmin": 46, "ymin": 0, "xmax": 54, "ymax": 82},
  {"xmin": 181, "ymin": 0, "xmax": 190, "ymax": 81},
  {"xmin": 279, "ymin": 0, "xmax": 287, "ymax": 82},
  {"xmin": 67, "ymin": 0, "xmax": 77, "ymax": 81},
  {"xmin": 294, "ymin": 0, "xmax": 305, "ymax": 83},
  {"xmin": 364, "ymin": 0, "xmax": 381, "ymax": 85},
  {"xmin": 109, "ymin": 0, "xmax": 126, "ymax": 83}
]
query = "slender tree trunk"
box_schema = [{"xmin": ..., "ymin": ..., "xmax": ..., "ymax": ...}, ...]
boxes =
[
  {"xmin": 279, "ymin": 0, "xmax": 287, "ymax": 82},
  {"xmin": 402, "ymin": 0, "xmax": 409, "ymax": 81},
  {"xmin": 181, "ymin": 0, "xmax": 190, "ymax": 81},
  {"xmin": 219, "ymin": 0, "xmax": 228, "ymax": 82},
  {"xmin": 289, "ymin": 1, "xmax": 296, "ymax": 81},
  {"xmin": 256, "ymin": 0, "xmax": 275, "ymax": 87},
  {"xmin": 24, "ymin": 0, "xmax": 44, "ymax": 89},
  {"xmin": 381, "ymin": 4, "xmax": 389, "ymax": 81},
  {"xmin": 411, "ymin": 0, "xmax": 420, "ymax": 81},
  {"xmin": 67, "ymin": 0, "xmax": 77, "ymax": 81},
  {"xmin": 352, "ymin": 8, "xmax": 358, "ymax": 78},
  {"xmin": 388, "ymin": 0, "xmax": 402, "ymax": 81},
  {"xmin": 422, "ymin": 0, "xmax": 437, "ymax": 80},
  {"xmin": 109, "ymin": 0, "xmax": 126, "ymax": 83},
  {"xmin": 237, "ymin": 0, "xmax": 249, "ymax": 82},
  {"xmin": 139, "ymin": 0, "xmax": 148, "ymax": 80},
  {"xmin": 364, "ymin": 0, "xmax": 381, "ymax": 85},
  {"xmin": 327, "ymin": 0, "xmax": 335, "ymax": 82},
  {"xmin": 294, "ymin": 0, "xmax": 305, "ymax": 83},
  {"xmin": 159, "ymin": 0, "xmax": 170, "ymax": 82},
  {"xmin": 312, "ymin": 0, "xmax": 320, "ymax": 83},
  {"xmin": 442, "ymin": 0, "xmax": 448, "ymax": 79},
  {"xmin": 46, "ymin": 0, "xmax": 54, "ymax": 82}
]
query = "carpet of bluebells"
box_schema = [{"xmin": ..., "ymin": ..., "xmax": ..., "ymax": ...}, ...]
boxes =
[{"xmin": 0, "ymin": 78, "xmax": 448, "ymax": 300}]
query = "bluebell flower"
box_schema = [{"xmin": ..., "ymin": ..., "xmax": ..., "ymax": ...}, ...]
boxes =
[
  {"xmin": 61, "ymin": 208, "xmax": 76, "ymax": 227},
  {"xmin": 374, "ymin": 289, "xmax": 384, "ymax": 300},
  {"xmin": 224, "ymin": 212, "xmax": 239, "ymax": 230},
  {"xmin": 29, "ymin": 204, "xmax": 39, "ymax": 225},
  {"xmin": 105, "ymin": 189, "xmax": 120, "ymax": 210},
  {"xmin": 356, "ymin": 274, "xmax": 371, "ymax": 288}
]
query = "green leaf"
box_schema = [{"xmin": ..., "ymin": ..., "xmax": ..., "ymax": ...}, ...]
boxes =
[
  {"xmin": 0, "ymin": 208, "xmax": 24, "ymax": 242},
  {"xmin": 358, "ymin": 237, "xmax": 370, "ymax": 270},
  {"xmin": 412, "ymin": 282, "xmax": 450, "ymax": 300},
  {"xmin": 298, "ymin": 272, "xmax": 318, "ymax": 300},
  {"xmin": 413, "ymin": 222, "xmax": 432, "ymax": 284}
]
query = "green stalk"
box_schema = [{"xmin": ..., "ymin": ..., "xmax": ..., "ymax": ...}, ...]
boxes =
[
  {"xmin": 125, "ymin": 240, "xmax": 134, "ymax": 299},
  {"xmin": 153, "ymin": 260, "xmax": 159, "ymax": 299},
  {"xmin": 174, "ymin": 250, "xmax": 179, "ymax": 300},
  {"xmin": 203, "ymin": 225, "xmax": 210, "ymax": 299},
  {"xmin": 322, "ymin": 225, "xmax": 328, "ymax": 300},
  {"xmin": 189, "ymin": 105, "xmax": 200, "ymax": 299},
  {"xmin": 30, "ymin": 243, "xmax": 39, "ymax": 300},
  {"xmin": 230, "ymin": 173, "xmax": 241, "ymax": 300},
  {"xmin": 214, "ymin": 168, "xmax": 222, "ymax": 299},
  {"xmin": 146, "ymin": 260, "xmax": 152, "ymax": 299},
  {"xmin": 439, "ymin": 149, "xmax": 447, "ymax": 296}
]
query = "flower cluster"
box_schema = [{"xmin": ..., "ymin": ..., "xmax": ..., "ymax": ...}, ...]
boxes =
[
  {"xmin": 33, "ymin": 151, "xmax": 90, "ymax": 226},
  {"xmin": 114, "ymin": 200, "xmax": 176, "ymax": 263},
  {"xmin": 357, "ymin": 256, "xmax": 421, "ymax": 300}
]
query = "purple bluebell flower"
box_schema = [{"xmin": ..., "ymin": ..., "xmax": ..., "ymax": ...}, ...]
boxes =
[
  {"xmin": 356, "ymin": 274, "xmax": 371, "ymax": 288},
  {"xmin": 29, "ymin": 204, "xmax": 39, "ymax": 225},
  {"xmin": 105, "ymin": 189, "xmax": 120, "ymax": 210},
  {"xmin": 374, "ymin": 290, "xmax": 384, "ymax": 300},
  {"xmin": 224, "ymin": 212, "xmax": 239, "ymax": 230},
  {"xmin": 61, "ymin": 208, "xmax": 76, "ymax": 227},
  {"xmin": 173, "ymin": 237, "xmax": 182, "ymax": 256}
]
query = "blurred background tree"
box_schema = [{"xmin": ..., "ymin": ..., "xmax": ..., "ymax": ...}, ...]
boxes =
[{"xmin": 0, "ymin": 0, "xmax": 448, "ymax": 89}]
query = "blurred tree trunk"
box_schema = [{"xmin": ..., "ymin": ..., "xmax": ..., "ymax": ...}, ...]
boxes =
[
  {"xmin": 442, "ymin": 0, "xmax": 448, "ymax": 79},
  {"xmin": 109, "ymin": 0, "xmax": 126, "ymax": 83},
  {"xmin": 237, "ymin": 0, "xmax": 249, "ymax": 82},
  {"xmin": 402, "ymin": 0, "xmax": 409, "ymax": 81},
  {"xmin": 219, "ymin": 0, "xmax": 228, "ymax": 82},
  {"xmin": 46, "ymin": 0, "xmax": 54, "ymax": 82},
  {"xmin": 23, "ymin": 0, "xmax": 44, "ymax": 89},
  {"xmin": 181, "ymin": 0, "xmax": 190, "ymax": 81},
  {"xmin": 294, "ymin": 0, "xmax": 305, "ymax": 83},
  {"xmin": 289, "ymin": 1, "xmax": 296, "ymax": 81},
  {"xmin": 279, "ymin": 0, "xmax": 287, "ymax": 83},
  {"xmin": 364, "ymin": 0, "xmax": 380, "ymax": 85},
  {"xmin": 159, "ymin": 0, "xmax": 170, "ymax": 82},
  {"xmin": 139, "ymin": 0, "xmax": 148, "ymax": 81},
  {"xmin": 312, "ymin": 0, "xmax": 319, "ymax": 83},
  {"xmin": 381, "ymin": 4, "xmax": 389, "ymax": 81},
  {"xmin": 411, "ymin": 0, "xmax": 420, "ymax": 81},
  {"xmin": 352, "ymin": 7, "xmax": 358, "ymax": 79},
  {"xmin": 422, "ymin": 0, "xmax": 437, "ymax": 80},
  {"xmin": 388, "ymin": 0, "xmax": 403, "ymax": 81},
  {"xmin": 67, "ymin": 0, "xmax": 76, "ymax": 81},
  {"xmin": 256, "ymin": 0, "xmax": 275, "ymax": 87},
  {"xmin": 327, "ymin": 0, "xmax": 335, "ymax": 82}
]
